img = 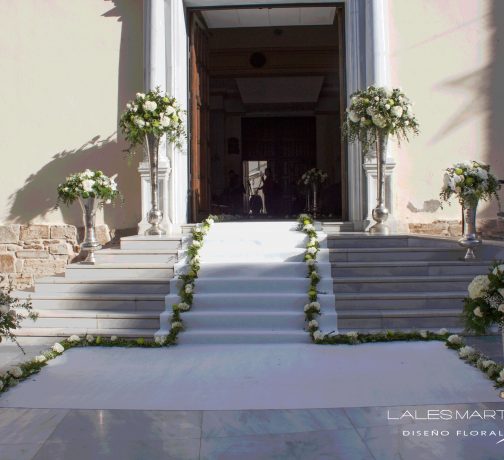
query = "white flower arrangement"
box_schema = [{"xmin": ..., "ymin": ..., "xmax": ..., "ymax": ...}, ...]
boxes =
[
  {"xmin": 184, "ymin": 284, "xmax": 193, "ymax": 294},
  {"xmin": 9, "ymin": 367, "xmax": 23, "ymax": 378},
  {"xmin": 343, "ymin": 85, "xmax": 420, "ymax": 153},
  {"xmin": 438, "ymin": 328, "xmax": 449, "ymax": 335},
  {"xmin": 34, "ymin": 355, "xmax": 46, "ymax": 363},
  {"xmin": 86, "ymin": 334, "xmax": 95, "ymax": 343},
  {"xmin": 68, "ymin": 335, "xmax": 81, "ymax": 343},
  {"xmin": 306, "ymin": 259, "xmax": 316, "ymax": 266},
  {"xmin": 52, "ymin": 343, "xmax": 64, "ymax": 354},
  {"xmin": 458, "ymin": 345, "xmax": 476, "ymax": 358},
  {"xmin": 468, "ymin": 275, "xmax": 491, "ymax": 300},
  {"xmin": 1, "ymin": 286, "xmax": 37, "ymax": 351},
  {"xmin": 440, "ymin": 161, "xmax": 500, "ymax": 208},
  {"xmin": 299, "ymin": 168, "xmax": 328, "ymax": 186},
  {"xmin": 447, "ymin": 334, "xmax": 463, "ymax": 345},
  {"xmin": 498, "ymin": 369, "xmax": 504, "ymax": 383},
  {"xmin": 120, "ymin": 87, "xmax": 186, "ymax": 151},
  {"xmin": 110, "ymin": 336, "xmax": 118, "ymax": 342},
  {"xmin": 57, "ymin": 170, "xmax": 120, "ymax": 206},
  {"xmin": 313, "ymin": 330, "xmax": 325, "ymax": 342},
  {"xmin": 420, "ymin": 330, "xmax": 428, "ymax": 338},
  {"xmin": 346, "ymin": 331, "xmax": 359, "ymax": 339}
]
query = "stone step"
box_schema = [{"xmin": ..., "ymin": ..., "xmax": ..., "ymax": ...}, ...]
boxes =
[
  {"xmin": 34, "ymin": 277, "xmax": 171, "ymax": 295},
  {"xmin": 198, "ymin": 247, "xmax": 323, "ymax": 262},
  {"xmin": 176, "ymin": 329, "xmax": 311, "ymax": 345},
  {"xmin": 65, "ymin": 263, "xmax": 174, "ymax": 280},
  {"xmin": 337, "ymin": 308, "xmax": 463, "ymax": 330},
  {"xmin": 21, "ymin": 310, "xmax": 160, "ymax": 330},
  {"xmin": 120, "ymin": 235, "xmax": 183, "ymax": 250},
  {"xmin": 194, "ymin": 277, "xmax": 333, "ymax": 294},
  {"xmin": 14, "ymin": 327, "xmax": 156, "ymax": 338},
  {"xmin": 331, "ymin": 260, "xmax": 490, "ymax": 277},
  {"xmin": 326, "ymin": 234, "xmax": 458, "ymax": 249},
  {"xmin": 94, "ymin": 249, "xmax": 178, "ymax": 264},
  {"xmin": 20, "ymin": 293, "xmax": 165, "ymax": 311},
  {"xmin": 179, "ymin": 311, "xmax": 306, "ymax": 330},
  {"xmin": 189, "ymin": 293, "xmax": 335, "ymax": 311},
  {"xmin": 198, "ymin": 262, "xmax": 330, "ymax": 278},
  {"xmin": 329, "ymin": 247, "xmax": 464, "ymax": 262},
  {"xmin": 321, "ymin": 222, "xmax": 355, "ymax": 233},
  {"xmin": 332, "ymin": 275, "xmax": 472, "ymax": 293},
  {"xmin": 334, "ymin": 291, "xmax": 464, "ymax": 309}
]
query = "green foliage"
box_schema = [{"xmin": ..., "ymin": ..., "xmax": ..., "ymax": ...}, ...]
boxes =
[{"xmin": 342, "ymin": 85, "xmax": 420, "ymax": 153}]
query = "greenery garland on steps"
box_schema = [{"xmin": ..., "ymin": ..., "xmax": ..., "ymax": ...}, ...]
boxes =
[
  {"xmin": 297, "ymin": 214, "xmax": 325, "ymax": 342},
  {"xmin": 165, "ymin": 215, "xmax": 216, "ymax": 342}
]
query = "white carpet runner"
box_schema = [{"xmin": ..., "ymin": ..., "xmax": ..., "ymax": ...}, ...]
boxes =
[{"xmin": 157, "ymin": 221, "xmax": 337, "ymax": 344}]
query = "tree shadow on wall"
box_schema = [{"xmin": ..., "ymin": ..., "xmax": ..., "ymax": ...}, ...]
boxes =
[{"xmin": 6, "ymin": 134, "xmax": 140, "ymax": 228}]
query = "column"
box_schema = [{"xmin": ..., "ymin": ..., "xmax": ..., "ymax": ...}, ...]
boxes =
[{"xmin": 138, "ymin": 0, "xmax": 171, "ymax": 234}]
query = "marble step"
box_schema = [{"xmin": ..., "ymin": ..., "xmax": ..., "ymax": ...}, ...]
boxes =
[
  {"xmin": 329, "ymin": 247, "xmax": 464, "ymax": 262},
  {"xmin": 21, "ymin": 310, "xmax": 160, "ymax": 330},
  {"xmin": 94, "ymin": 249, "xmax": 178, "ymax": 264},
  {"xmin": 65, "ymin": 263, "xmax": 174, "ymax": 279},
  {"xmin": 21, "ymin": 293, "xmax": 165, "ymax": 311},
  {"xmin": 321, "ymin": 222, "xmax": 355, "ymax": 233},
  {"xmin": 14, "ymin": 327, "xmax": 156, "ymax": 338},
  {"xmin": 188, "ymin": 293, "xmax": 335, "ymax": 311},
  {"xmin": 120, "ymin": 235, "xmax": 183, "ymax": 250},
  {"xmin": 198, "ymin": 262, "xmax": 331, "ymax": 278},
  {"xmin": 198, "ymin": 247, "xmax": 327, "ymax": 262},
  {"xmin": 175, "ymin": 311, "xmax": 306, "ymax": 330},
  {"xmin": 34, "ymin": 277, "xmax": 171, "ymax": 295},
  {"xmin": 334, "ymin": 291, "xmax": 464, "ymax": 309},
  {"xmin": 332, "ymin": 275, "xmax": 472, "ymax": 293},
  {"xmin": 331, "ymin": 260, "xmax": 490, "ymax": 277},
  {"xmin": 337, "ymin": 308, "xmax": 463, "ymax": 329},
  {"xmin": 326, "ymin": 234, "xmax": 459, "ymax": 249},
  {"xmin": 194, "ymin": 277, "xmax": 333, "ymax": 294},
  {"xmin": 176, "ymin": 329, "xmax": 311, "ymax": 345}
]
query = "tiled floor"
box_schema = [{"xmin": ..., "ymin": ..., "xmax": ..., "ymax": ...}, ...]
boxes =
[{"xmin": 2, "ymin": 404, "xmax": 504, "ymax": 459}]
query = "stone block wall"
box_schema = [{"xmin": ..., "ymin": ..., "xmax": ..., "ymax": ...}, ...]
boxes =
[
  {"xmin": 409, "ymin": 218, "xmax": 504, "ymax": 240},
  {"xmin": 0, "ymin": 224, "xmax": 112, "ymax": 290}
]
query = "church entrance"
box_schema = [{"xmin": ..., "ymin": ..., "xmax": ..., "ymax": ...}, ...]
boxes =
[{"xmin": 188, "ymin": 4, "xmax": 346, "ymax": 221}]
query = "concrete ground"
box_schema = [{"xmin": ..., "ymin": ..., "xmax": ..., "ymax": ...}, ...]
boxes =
[{"xmin": 1, "ymin": 336, "xmax": 504, "ymax": 460}]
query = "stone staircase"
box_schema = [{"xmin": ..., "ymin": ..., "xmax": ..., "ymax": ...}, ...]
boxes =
[
  {"xmin": 326, "ymin": 233, "xmax": 494, "ymax": 332},
  {"xmin": 16, "ymin": 235, "xmax": 183, "ymax": 338},
  {"xmin": 14, "ymin": 223, "xmax": 501, "ymax": 340}
]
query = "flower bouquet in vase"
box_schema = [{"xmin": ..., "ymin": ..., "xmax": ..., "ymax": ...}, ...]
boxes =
[
  {"xmin": 120, "ymin": 88, "xmax": 186, "ymax": 235},
  {"xmin": 298, "ymin": 168, "xmax": 328, "ymax": 218},
  {"xmin": 343, "ymin": 86, "xmax": 419, "ymax": 234},
  {"xmin": 463, "ymin": 263, "xmax": 504, "ymax": 355},
  {"xmin": 440, "ymin": 161, "xmax": 501, "ymax": 259},
  {"xmin": 57, "ymin": 170, "xmax": 120, "ymax": 264}
]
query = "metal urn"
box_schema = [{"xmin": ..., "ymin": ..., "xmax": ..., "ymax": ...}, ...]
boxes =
[
  {"xmin": 369, "ymin": 131, "xmax": 390, "ymax": 235},
  {"xmin": 79, "ymin": 197, "xmax": 102, "ymax": 264},
  {"xmin": 144, "ymin": 133, "xmax": 166, "ymax": 236},
  {"xmin": 458, "ymin": 201, "xmax": 481, "ymax": 260}
]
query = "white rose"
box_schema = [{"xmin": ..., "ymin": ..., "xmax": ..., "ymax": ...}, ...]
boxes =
[
  {"xmin": 476, "ymin": 168, "xmax": 488, "ymax": 180},
  {"xmin": 34, "ymin": 355, "xmax": 46, "ymax": 363},
  {"xmin": 52, "ymin": 343, "xmax": 64, "ymax": 354},
  {"xmin": 136, "ymin": 92, "xmax": 145, "ymax": 99},
  {"xmin": 307, "ymin": 247, "xmax": 317, "ymax": 255},
  {"xmin": 166, "ymin": 106, "xmax": 176, "ymax": 116},
  {"xmin": 306, "ymin": 259, "xmax": 316, "ymax": 266},
  {"xmin": 110, "ymin": 336, "xmax": 118, "ymax": 342},
  {"xmin": 9, "ymin": 367, "xmax": 23, "ymax": 378},
  {"xmin": 206, "ymin": 218, "xmax": 215, "ymax": 225},
  {"xmin": 68, "ymin": 335, "xmax": 81, "ymax": 343},
  {"xmin": 160, "ymin": 115, "xmax": 171, "ymax": 127},
  {"xmin": 348, "ymin": 111, "xmax": 360, "ymax": 123},
  {"xmin": 498, "ymin": 369, "xmax": 504, "ymax": 383},
  {"xmin": 178, "ymin": 302, "xmax": 190, "ymax": 311},
  {"xmin": 192, "ymin": 240, "xmax": 201, "ymax": 248},
  {"xmin": 134, "ymin": 117, "xmax": 145, "ymax": 128},
  {"xmin": 366, "ymin": 107, "xmax": 374, "ymax": 116},
  {"xmin": 447, "ymin": 334, "xmax": 463, "ymax": 345},
  {"xmin": 438, "ymin": 328, "xmax": 448, "ymax": 335},
  {"xmin": 155, "ymin": 335, "xmax": 167, "ymax": 344},
  {"xmin": 86, "ymin": 334, "xmax": 94, "ymax": 343},
  {"xmin": 372, "ymin": 114, "xmax": 387, "ymax": 128},
  {"xmin": 468, "ymin": 275, "xmax": 491, "ymax": 299},
  {"xmin": 391, "ymin": 106, "xmax": 403, "ymax": 118},
  {"xmin": 313, "ymin": 330, "xmax": 324, "ymax": 342},
  {"xmin": 143, "ymin": 101, "xmax": 157, "ymax": 112},
  {"xmin": 473, "ymin": 307, "xmax": 483, "ymax": 318},
  {"xmin": 482, "ymin": 360, "xmax": 496, "ymax": 369},
  {"xmin": 346, "ymin": 331, "xmax": 358, "ymax": 338},
  {"xmin": 185, "ymin": 284, "xmax": 193, "ymax": 294},
  {"xmin": 171, "ymin": 321, "xmax": 183, "ymax": 330},
  {"xmin": 308, "ymin": 320, "xmax": 319, "ymax": 329},
  {"xmin": 458, "ymin": 346, "xmax": 476, "ymax": 358},
  {"xmin": 420, "ymin": 330, "xmax": 428, "ymax": 338},
  {"xmin": 0, "ymin": 304, "xmax": 9, "ymax": 314},
  {"xmin": 309, "ymin": 302, "xmax": 321, "ymax": 312}
]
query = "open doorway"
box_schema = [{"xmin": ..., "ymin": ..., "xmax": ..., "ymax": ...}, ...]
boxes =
[{"xmin": 188, "ymin": 4, "xmax": 346, "ymax": 221}]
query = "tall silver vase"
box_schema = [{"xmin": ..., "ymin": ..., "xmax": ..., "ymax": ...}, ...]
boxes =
[
  {"xmin": 458, "ymin": 201, "xmax": 481, "ymax": 260},
  {"xmin": 144, "ymin": 133, "xmax": 166, "ymax": 236},
  {"xmin": 369, "ymin": 131, "xmax": 390, "ymax": 235},
  {"xmin": 79, "ymin": 197, "xmax": 102, "ymax": 264}
]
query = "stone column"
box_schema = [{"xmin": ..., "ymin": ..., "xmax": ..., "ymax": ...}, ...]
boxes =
[{"xmin": 138, "ymin": 0, "xmax": 171, "ymax": 234}]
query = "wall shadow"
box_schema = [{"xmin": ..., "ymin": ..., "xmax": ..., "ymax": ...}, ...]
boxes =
[{"xmin": 7, "ymin": 0, "xmax": 144, "ymax": 230}]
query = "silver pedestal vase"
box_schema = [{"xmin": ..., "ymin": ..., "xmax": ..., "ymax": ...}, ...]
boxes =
[
  {"xmin": 458, "ymin": 201, "xmax": 481, "ymax": 260},
  {"xmin": 79, "ymin": 197, "xmax": 102, "ymax": 264},
  {"xmin": 311, "ymin": 183, "xmax": 319, "ymax": 219},
  {"xmin": 144, "ymin": 133, "xmax": 166, "ymax": 236},
  {"xmin": 369, "ymin": 131, "xmax": 390, "ymax": 235}
]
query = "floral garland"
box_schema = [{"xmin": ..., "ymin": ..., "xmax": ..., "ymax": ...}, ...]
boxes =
[
  {"xmin": 0, "ymin": 334, "xmax": 174, "ymax": 395},
  {"xmin": 162, "ymin": 216, "xmax": 216, "ymax": 342},
  {"xmin": 57, "ymin": 170, "xmax": 121, "ymax": 207},
  {"xmin": 440, "ymin": 160, "xmax": 501, "ymax": 209},
  {"xmin": 461, "ymin": 261, "xmax": 504, "ymax": 334},
  {"xmin": 297, "ymin": 214, "xmax": 325, "ymax": 342},
  {"xmin": 343, "ymin": 85, "xmax": 419, "ymax": 153}
]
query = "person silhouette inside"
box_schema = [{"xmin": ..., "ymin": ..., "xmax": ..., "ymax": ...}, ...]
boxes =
[{"xmin": 259, "ymin": 168, "xmax": 280, "ymax": 216}]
